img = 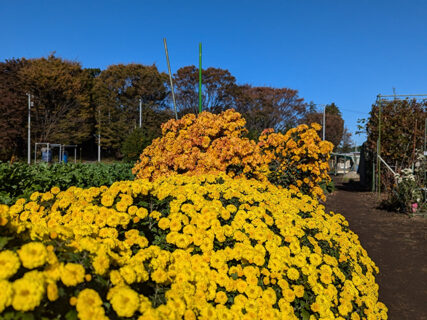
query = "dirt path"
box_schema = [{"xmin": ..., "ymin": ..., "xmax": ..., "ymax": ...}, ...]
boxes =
[{"xmin": 325, "ymin": 179, "xmax": 427, "ymax": 320}]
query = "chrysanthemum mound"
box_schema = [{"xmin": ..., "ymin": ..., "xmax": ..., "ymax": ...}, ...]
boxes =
[
  {"xmin": 132, "ymin": 109, "xmax": 333, "ymax": 200},
  {"xmin": 0, "ymin": 174, "xmax": 387, "ymax": 319}
]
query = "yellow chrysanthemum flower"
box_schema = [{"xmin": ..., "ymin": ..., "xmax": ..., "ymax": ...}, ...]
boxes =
[
  {"xmin": 17, "ymin": 242, "xmax": 47, "ymax": 269},
  {"xmin": 109, "ymin": 286, "xmax": 140, "ymax": 317},
  {"xmin": 0, "ymin": 250, "xmax": 20, "ymax": 279},
  {"xmin": 11, "ymin": 277, "xmax": 44, "ymax": 311},
  {"xmin": 60, "ymin": 263, "xmax": 85, "ymax": 286},
  {"xmin": 0, "ymin": 280, "xmax": 13, "ymax": 312}
]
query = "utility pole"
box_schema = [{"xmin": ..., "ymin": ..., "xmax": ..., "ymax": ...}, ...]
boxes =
[
  {"xmin": 139, "ymin": 98, "xmax": 142, "ymax": 128},
  {"xmin": 26, "ymin": 93, "xmax": 32, "ymax": 164}
]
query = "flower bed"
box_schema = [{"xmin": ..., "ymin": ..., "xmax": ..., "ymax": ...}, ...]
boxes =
[
  {"xmin": 0, "ymin": 110, "xmax": 387, "ymax": 319},
  {"xmin": 0, "ymin": 174, "xmax": 387, "ymax": 319}
]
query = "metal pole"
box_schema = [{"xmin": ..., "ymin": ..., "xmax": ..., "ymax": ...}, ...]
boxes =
[
  {"xmin": 163, "ymin": 38, "xmax": 178, "ymax": 120},
  {"xmin": 323, "ymin": 105, "xmax": 326, "ymax": 140},
  {"xmin": 27, "ymin": 93, "xmax": 31, "ymax": 164},
  {"xmin": 372, "ymin": 161, "xmax": 376, "ymax": 192},
  {"xmin": 199, "ymin": 43, "xmax": 202, "ymax": 114},
  {"xmin": 139, "ymin": 98, "xmax": 142, "ymax": 128},
  {"xmin": 98, "ymin": 108, "xmax": 101, "ymax": 162},
  {"xmin": 74, "ymin": 147, "xmax": 77, "ymax": 163}
]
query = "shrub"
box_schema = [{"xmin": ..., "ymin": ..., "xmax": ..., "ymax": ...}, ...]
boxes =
[
  {"xmin": 382, "ymin": 153, "xmax": 427, "ymax": 213},
  {"xmin": 121, "ymin": 127, "xmax": 162, "ymax": 162},
  {"xmin": 0, "ymin": 174, "xmax": 387, "ymax": 319},
  {"xmin": 365, "ymin": 99, "xmax": 427, "ymax": 191},
  {"xmin": 133, "ymin": 109, "xmax": 333, "ymax": 200}
]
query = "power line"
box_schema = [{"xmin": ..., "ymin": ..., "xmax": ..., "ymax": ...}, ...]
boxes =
[{"xmin": 339, "ymin": 108, "xmax": 370, "ymax": 115}]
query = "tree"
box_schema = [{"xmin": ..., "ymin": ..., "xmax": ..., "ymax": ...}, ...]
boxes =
[
  {"xmin": 337, "ymin": 127, "xmax": 353, "ymax": 153},
  {"xmin": 366, "ymin": 99, "xmax": 426, "ymax": 170},
  {"xmin": 17, "ymin": 54, "xmax": 92, "ymax": 145},
  {"xmin": 94, "ymin": 64, "xmax": 168, "ymax": 156},
  {"xmin": 233, "ymin": 85, "xmax": 307, "ymax": 136},
  {"xmin": 0, "ymin": 59, "xmax": 28, "ymax": 160},
  {"xmin": 172, "ymin": 66, "xmax": 236, "ymax": 115},
  {"xmin": 121, "ymin": 108, "xmax": 173, "ymax": 162},
  {"xmin": 303, "ymin": 102, "xmax": 344, "ymax": 151},
  {"xmin": 325, "ymin": 102, "xmax": 341, "ymax": 116}
]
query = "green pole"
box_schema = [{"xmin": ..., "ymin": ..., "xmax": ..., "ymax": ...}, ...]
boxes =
[
  {"xmin": 199, "ymin": 43, "xmax": 202, "ymax": 114},
  {"xmin": 377, "ymin": 95, "xmax": 382, "ymax": 198}
]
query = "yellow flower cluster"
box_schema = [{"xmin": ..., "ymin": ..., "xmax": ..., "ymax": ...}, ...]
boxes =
[
  {"xmin": 132, "ymin": 109, "xmax": 333, "ymax": 199},
  {"xmin": 0, "ymin": 175, "xmax": 387, "ymax": 319},
  {"xmin": 258, "ymin": 123, "xmax": 333, "ymax": 200},
  {"xmin": 0, "ymin": 236, "xmax": 87, "ymax": 313},
  {"xmin": 133, "ymin": 109, "xmax": 268, "ymax": 182}
]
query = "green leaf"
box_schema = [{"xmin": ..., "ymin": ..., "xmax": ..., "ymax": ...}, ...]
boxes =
[
  {"xmin": 0, "ymin": 237, "xmax": 12, "ymax": 250},
  {"xmin": 301, "ymin": 310, "xmax": 311, "ymax": 320},
  {"xmin": 65, "ymin": 310, "xmax": 78, "ymax": 320},
  {"xmin": 20, "ymin": 314, "xmax": 35, "ymax": 320}
]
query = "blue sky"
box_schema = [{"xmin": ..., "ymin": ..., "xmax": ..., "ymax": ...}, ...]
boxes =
[{"xmin": 2, "ymin": 0, "xmax": 426, "ymax": 145}]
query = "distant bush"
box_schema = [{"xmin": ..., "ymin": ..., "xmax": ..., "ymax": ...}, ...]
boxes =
[
  {"xmin": 121, "ymin": 127, "xmax": 160, "ymax": 162},
  {"xmin": 0, "ymin": 162, "xmax": 134, "ymax": 204}
]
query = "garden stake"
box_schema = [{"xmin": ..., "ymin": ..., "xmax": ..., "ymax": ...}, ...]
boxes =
[{"xmin": 199, "ymin": 43, "xmax": 202, "ymax": 114}]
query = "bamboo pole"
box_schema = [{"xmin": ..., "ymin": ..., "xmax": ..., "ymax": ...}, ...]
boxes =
[{"xmin": 163, "ymin": 38, "xmax": 178, "ymax": 120}]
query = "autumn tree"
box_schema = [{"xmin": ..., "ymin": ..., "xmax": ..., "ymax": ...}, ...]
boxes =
[
  {"xmin": 303, "ymin": 102, "xmax": 344, "ymax": 150},
  {"xmin": 0, "ymin": 59, "xmax": 28, "ymax": 160},
  {"xmin": 233, "ymin": 85, "xmax": 307, "ymax": 137},
  {"xmin": 17, "ymin": 54, "xmax": 92, "ymax": 145},
  {"xmin": 172, "ymin": 66, "xmax": 236, "ymax": 115},
  {"xmin": 94, "ymin": 64, "xmax": 168, "ymax": 156},
  {"xmin": 171, "ymin": 66, "xmax": 307, "ymax": 137}
]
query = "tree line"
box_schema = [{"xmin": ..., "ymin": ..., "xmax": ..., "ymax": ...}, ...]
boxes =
[{"xmin": 0, "ymin": 54, "xmax": 349, "ymax": 161}]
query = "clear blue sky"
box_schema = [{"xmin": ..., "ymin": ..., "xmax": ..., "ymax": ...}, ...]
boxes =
[{"xmin": 2, "ymin": 0, "xmax": 426, "ymax": 145}]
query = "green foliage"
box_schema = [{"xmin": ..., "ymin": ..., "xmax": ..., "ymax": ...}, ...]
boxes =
[
  {"xmin": 121, "ymin": 123, "xmax": 165, "ymax": 162},
  {"xmin": 121, "ymin": 128, "xmax": 147, "ymax": 162},
  {"xmin": 319, "ymin": 179, "xmax": 335, "ymax": 195},
  {"xmin": 325, "ymin": 102, "xmax": 341, "ymax": 116},
  {"xmin": 94, "ymin": 64, "xmax": 168, "ymax": 153},
  {"xmin": 0, "ymin": 162, "xmax": 134, "ymax": 204}
]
